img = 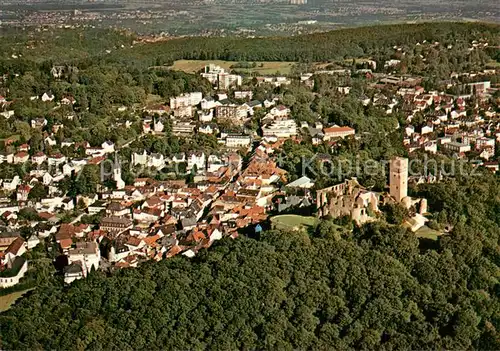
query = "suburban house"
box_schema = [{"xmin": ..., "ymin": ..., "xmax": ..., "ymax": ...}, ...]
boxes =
[
  {"xmin": 0, "ymin": 237, "xmax": 28, "ymax": 288},
  {"xmin": 41, "ymin": 92, "xmax": 55, "ymax": 102},
  {"xmin": 13, "ymin": 152, "xmax": 29, "ymax": 164}
]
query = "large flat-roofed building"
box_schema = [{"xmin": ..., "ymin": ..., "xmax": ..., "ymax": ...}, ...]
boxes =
[
  {"xmin": 225, "ymin": 134, "xmax": 252, "ymax": 148},
  {"xmin": 218, "ymin": 73, "xmax": 242, "ymax": 90},
  {"xmin": 170, "ymin": 92, "xmax": 203, "ymax": 109},
  {"xmin": 216, "ymin": 105, "xmax": 247, "ymax": 123},
  {"xmin": 262, "ymin": 119, "xmax": 297, "ymax": 139},
  {"xmin": 172, "ymin": 122, "xmax": 196, "ymax": 136},
  {"xmin": 443, "ymin": 141, "xmax": 471, "ymax": 154}
]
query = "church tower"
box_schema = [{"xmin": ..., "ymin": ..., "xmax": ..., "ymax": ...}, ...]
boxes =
[
  {"xmin": 390, "ymin": 157, "xmax": 408, "ymax": 202},
  {"xmin": 113, "ymin": 154, "xmax": 125, "ymax": 190}
]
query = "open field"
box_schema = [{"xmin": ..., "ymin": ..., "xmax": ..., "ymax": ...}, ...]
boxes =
[
  {"xmin": 170, "ymin": 60, "xmax": 296, "ymax": 75},
  {"xmin": 271, "ymin": 215, "xmax": 319, "ymax": 231},
  {"xmin": 144, "ymin": 94, "xmax": 165, "ymax": 105},
  {"xmin": 0, "ymin": 289, "xmax": 32, "ymax": 312},
  {"xmin": 415, "ymin": 226, "xmax": 442, "ymax": 241},
  {"xmin": 486, "ymin": 60, "xmax": 500, "ymax": 69}
]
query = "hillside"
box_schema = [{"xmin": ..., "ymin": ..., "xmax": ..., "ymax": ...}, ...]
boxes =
[
  {"xmin": 1, "ymin": 22, "xmax": 498, "ymax": 67},
  {"xmin": 1, "ymin": 175, "xmax": 500, "ymax": 350}
]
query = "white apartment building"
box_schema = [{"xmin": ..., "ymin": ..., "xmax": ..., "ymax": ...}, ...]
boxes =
[
  {"xmin": 443, "ymin": 141, "xmax": 471, "ymax": 153},
  {"xmin": 218, "ymin": 73, "xmax": 242, "ymax": 90},
  {"xmin": 170, "ymin": 92, "xmax": 203, "ymax": 109},
  {"xmin": 225, "ymin": 135, "xmax": 252, "ymax": 148},
  {"xmin": 262, "ymin": 119, "xmax": 298, "ymax": 139}
]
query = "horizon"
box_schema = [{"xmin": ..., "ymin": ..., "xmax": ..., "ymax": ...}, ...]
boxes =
[{"xmin": 0, "ymin": 0, "xmax": 498, "ymax": 36}]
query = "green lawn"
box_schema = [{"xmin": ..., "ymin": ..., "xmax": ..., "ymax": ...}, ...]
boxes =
[
  {"xmin": 271, "ymin": 215, "xmax": 319, "ymax": 230},
  {"xmin": 486, "ymin": 60, "xmax": 500, "ymax": 69},
  {"xmin": 0, "ymin": 289, "xmax": 33, "ymax": 312},
  {"xmin": 233, "ymin": 62, "xmax": 295, "ymax": 75},
  {"xmin": 144, "ymin": 94, "xmax": 165, "ymax": 105},
  {"xmin": 415, "ymin": 225, "xmax": 442, "ymax": 241}
]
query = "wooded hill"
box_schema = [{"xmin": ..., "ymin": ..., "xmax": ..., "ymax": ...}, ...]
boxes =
[
  {"xmin": 1, "ymin": 173, "xmax": 500, "ymax": 350},
  {"xmin": 0, "ymin": 22, "xmax": 499, "ymax": 68},
  {"xmin": 124, "ymin": 22, "xmax": 500, "ymax": 64}
]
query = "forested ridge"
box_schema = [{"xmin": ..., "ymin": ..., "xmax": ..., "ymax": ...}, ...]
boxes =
[
  {"xmin": 1, "ymin": 22, "xmax": 499, "ymax": 67},
  {"xmin": 128, "ymin": 22, "xmax": 500, "ymax": 64},
  {"xmin": 1, "ymin": 173, "xmax": 500, "ymax": 350}
]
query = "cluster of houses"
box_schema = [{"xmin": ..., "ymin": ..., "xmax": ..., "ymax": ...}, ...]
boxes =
[
  {"xmin": 0, "ymin": 50, "xmax": 498, "ymax": 288},
  {"xmin": 300, "ymin": 63, "xmax": 499, "ymax": 170},
  {"xmin": 164, "ymin": 79, "xmax": 355, "ymax": 147},
  {"xmin": 56, "ymin": 139, "xmax": 292, "ymax": 281},
  {"xmin": 384, "ymin": 77, "xmax": 500, "ymax": 168},
  {"xmin": 0, "ymin": 125, "xmax": 296, "ymax": 286}
]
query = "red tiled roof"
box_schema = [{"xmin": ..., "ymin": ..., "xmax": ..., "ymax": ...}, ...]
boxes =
[
  {"xmin": 15, "ymin": 152, "xmax": 28, "ymax": 158},
  {"xmin": 115, "ymin": 261, "xmax": 131, "ymax": 268},
  {"xmin": 143, "ymin": 235, "xmax": 160, "ymax": 247},
  {"xmin": 38, "ymin": 211, "xmax": 55, "ymax": 220},
  {"xmin": 126, "ymin": 236, "xmax": 142, "ymax": 247},
  {"xmin": 17, "ymin": 184, "xmax": 31, "ymax": 192},
  {"xmin": 187, "ymin": 231, "xmax": 205, "ymax": 242},
  {"xmin": 5, "ymin": 237, "xmax": 24, "ymax": 255},
  {"xmin": 88, "ymin": 156, "xmax": 106, "ymax": 165},
  {"xmin": 323, "ymin": 126, "xmax": 355, "ymax": 134},
  {"xmin": 59, "ymin": 238, "xmax": 73, "ymax": 249},
  {"xmin": 166, "ymin": 245, "xmax": 184, "ymax": 258}
]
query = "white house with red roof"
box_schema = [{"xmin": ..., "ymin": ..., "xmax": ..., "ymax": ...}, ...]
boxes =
[
  {"xmin": 47, "ymin": 153, "xmax": 66, "ymax": 167},
  {"xmin": 61, "ymin": 95, "xmax": 76, "ymax": 105},
  {"xmin": 0, "ymin": 237, "xmax": 28, "ymax": 288},
  {"xmin": 13, "ymin": 152, "xmax": 29, "ymax": 164},
  {"xmin": 16, "ymin": 184, "xmax": 32, "ymax": 202},
  {"xmin": 269, "ymin": 105, "xmax": 290, "ymax": 119},
  {"xmin": 30, "ymin": 152, "xmax": 46, "ymax": 165}
]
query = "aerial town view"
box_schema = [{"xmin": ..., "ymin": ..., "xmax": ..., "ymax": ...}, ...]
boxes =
[{"xmin": 0, "ymin": 0, "xmax": 499, "ymax": 349}]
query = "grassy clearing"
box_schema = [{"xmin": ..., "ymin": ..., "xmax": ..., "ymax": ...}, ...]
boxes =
[
  {"xmin": 170, "ymin": 60, "xmax": 296, "ymax": 75},
  {"xmin": 144, "ymin": 94, "xmax": 165, "ymax": 105},
  {"xmin": 234, "ymin": 62, "xmax": 295, "ymax": 75},
  {"xmin": 486, "ymin": 60, "xmax": 500, "ymax": 69},
  {"xmin": 170, "ymin": 60, "xmax": 233, "ymax": 73},
  {"xmin": 415, "ymin": 225, "xmax": 442, "ymax": 241},
  {"xmin": 0, "ymin": 289, "xmax": 32, "ymax": 312},
  {"xmin": 312, "ymin": 61, "xmax": 342, "ymax": 70},
  {"xmin": 271, "ymin": 215, "xmax": 319, "ymax": 230}
]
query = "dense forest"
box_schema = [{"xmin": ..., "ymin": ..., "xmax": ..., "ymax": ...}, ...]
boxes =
[
  {"xmin": 127, "ymin": 22, "xmax": 500, "ymax": 64},
  {"xmin": 1, "ymin": 22, "xmax": 499, "ymax": 68},
  {"xmin": 1, "ymin": 172, "xmax": 500, "ymax": 350}
]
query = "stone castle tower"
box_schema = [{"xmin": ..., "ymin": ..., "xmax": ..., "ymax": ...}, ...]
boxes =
[{"xmin": 390, "ymin": 157, "xmax": 408, "ymax": 203}]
